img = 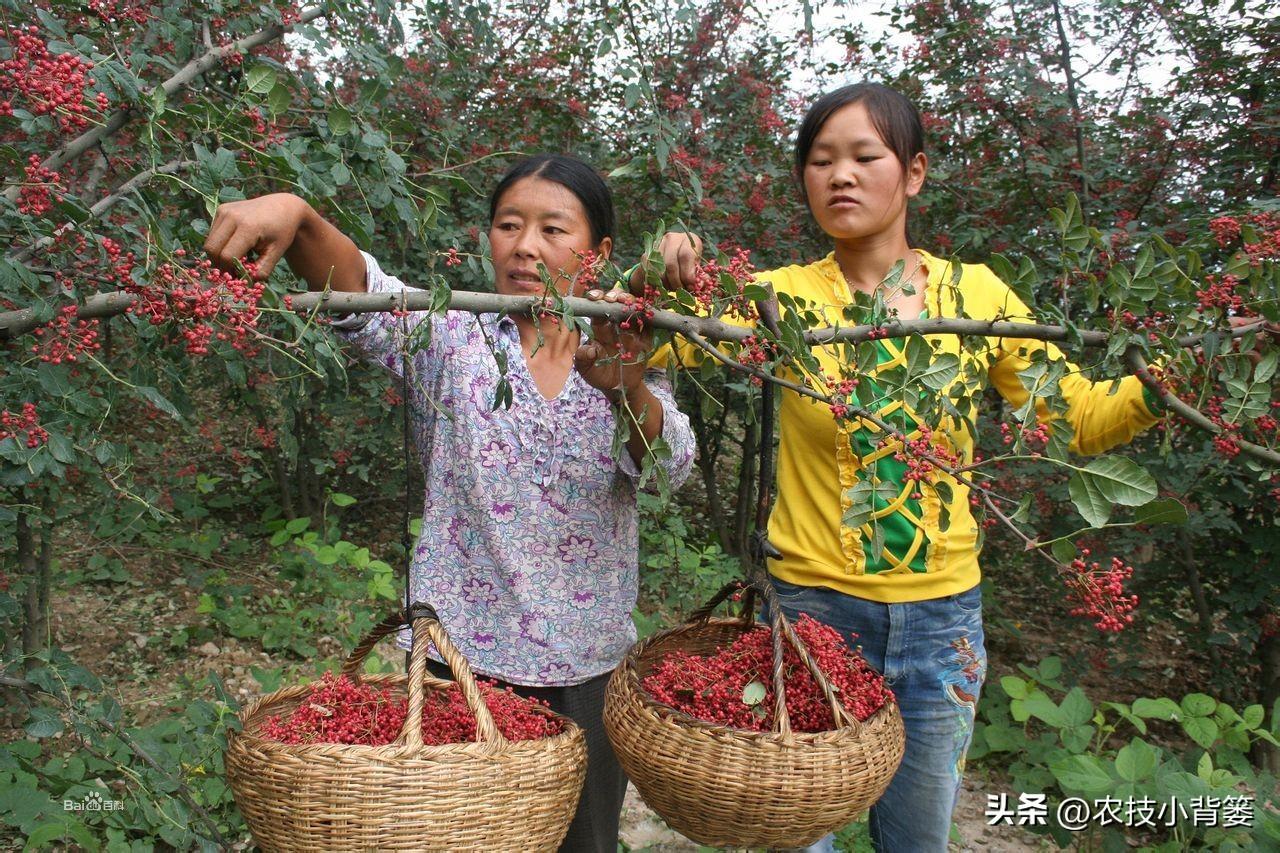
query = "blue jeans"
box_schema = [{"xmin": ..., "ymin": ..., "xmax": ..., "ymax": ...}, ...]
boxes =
[{"xmin": 765, "ymin": 578, "xmax": 988, "ymax": 853}]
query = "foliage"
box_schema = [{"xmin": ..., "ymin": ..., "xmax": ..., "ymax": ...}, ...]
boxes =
[
  {"xmin": 968, "ymin": 656, "xmax": 1280, "ymax": 849},
  {"xmin": 0, "ymin": 0, "xmax": 1276, "ymax": 847}
]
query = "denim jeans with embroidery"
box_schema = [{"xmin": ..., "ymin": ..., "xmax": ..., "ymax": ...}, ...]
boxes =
[{"xmin": 766, "ymin": 577, "xmax": 988, "ymax": 853}]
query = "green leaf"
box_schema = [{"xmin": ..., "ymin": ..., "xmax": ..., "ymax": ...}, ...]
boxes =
[
  {"xmin": 1134, "ymin": 498, "xmax": 1188, "ymax": 525},
  {"xmin": 24, "ymin": 707, "xmax": 63, "ymax": 739},
  {"xmin": 742, "ymin": 681, "xmax": 766, "ymax": 706},
  {"xmin": 1242, "ymin": 704, "xmax": 1265, "ymax": 730},
  {"xmin": 24, "ymin": 815, "xmax": 96, "ymax": 850},
  {"xmin": 1081, "ymin": 456, "xmax": 1158, "ymax": 507},
  {"xmin": 45, "ymin": 432, "xmax": 75, "ymax": 464},
  {"xmin": 1051, "ymin": 539, "xmax": 1077, "ymax": 563},
  {"xmin": 284, "ymin": 517, "xmax": 310, "ymax": 535},
  {"xmin": 328, "ymin": 106, "xmax": 352, "ymax": 136},
  {"xmin": 329, "ymin": 493, "xmax": 356, "ymax": 507},
  {"xmin": 1182, "ymin": 716, "xmax": 1219, "ymax": 749},
  {"xmin": 1068, "ymin": 470, "xmax": 1112, "ymax": 527},
  {"xmin": 1000, "ymin": 676, "xmax": 1029, "ymax": 700},
  {"xmin": 915, "ymin": 353, "xmax": 960, "ymax": 391},
  {"xmin": 1132, "ymin": 697, "xmax": 1180, "ymax": 720},
  {"xmin": 267, "ymin": 81, "xmax": 292, "ymax": 115},
  {"xmin": 1050, "ymin": 754, "xmax": 1113, "ymax": 794},
  {"xmin": 1059, "ymin": 687, "xmax": 1093, "ymax": 727},
  {"xmin": 1024, "ymin": 692, "xmax": 1063, "ymax": 727},
  {"xmin": 134, "ymin": 386, "xmax": 180, "ymax": 419},
  {"xmin": 1181, "ymin": 693, "xmax": 1216, "ymax": 717},
  {"xmin": 1115, "ymin": 738, "xmax": 1157, "ymax": 781},
  {"xmin": 246, "ymin": 65, "xmax": 276, "ymax": 94},
  {"xmin": 1059, "ymin": 724, "xmax": 1093, "ymax": 752}
]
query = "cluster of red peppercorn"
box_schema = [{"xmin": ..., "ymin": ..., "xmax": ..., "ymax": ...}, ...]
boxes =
[
  {"xmin": 0, "ymin": 404, "xmax": 49, "ymax": 448},
  {"xmin": 824, "ymin": 374, "xmax": 860, "ymax": 419},
  {"xmin": 1210, "ymin": 212, "xmax": 1280, "ymax": 263},
  {"xmin": 259, "ymin": 673, "xmax": 564, "ymax": 746},
  {"xmin": 1109, "ymin": 308, "xmax": 1171, "ymax": 333},
  {"xmin": 574, "ymin": 249, "xmax": 602, "ymax": 291},
  {"xmin": 0, "ymin": 28, "xmax": 108, "ymax": 133},
  {"xmin": 689, "ymin": 246, "xmax": 757, "ymax": 321},
  {"xmin": 17, "ymin": 156, "xmax": 61, "ymax": 218},
  {"xmin": 85, "ymin": 0, "xmax": 151, "ymax": 25},
  {"xmin": 884, "ymin": 425, "xmax": 962, "ymax": 499},
  {"xmin": 642, "ymin": 613, "xmax": 892, "ymax": 732},
  {"xmin": 1195, "ymin": 274, "xmax": 1244, "ymax": 313},
  {"xmin": 617, "ymin": 284, "xmax": 658, "ymax": 339},
  {"xmin": 30, "ymin": 304, "xmax": 101, "ymax": 365},
  {"xmin": 999, "ymin": 420, "xmax": 1050, "ymax": 452},
  {"xmin": 243, "ymin": 107, "xmax": 287, "ymax": 149},
  {"xmin": 123, "ymin": 252, "xmax": 264, "ymax": 356},
  {"xmin": 1063, "ymin": 550, "xmax": 1138, "ymax": 633}
]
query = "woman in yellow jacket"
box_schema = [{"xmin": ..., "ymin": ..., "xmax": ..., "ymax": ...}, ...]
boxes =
[{"xmin": 626, "ymin": 83, "xmax": 1162, "ymax": 851}]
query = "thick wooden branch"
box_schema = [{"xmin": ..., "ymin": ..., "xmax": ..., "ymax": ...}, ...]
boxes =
[
  {"xmin": 0, "ymin": 285, "xmax": 1265, "ymax": 349},
  {"xmin": 2, "ymin": 5, "xmax": 327, "ymax": 201},
  {"xmin": 1, "ymin": 287, "xmax": 1273, "ymax": 467}
]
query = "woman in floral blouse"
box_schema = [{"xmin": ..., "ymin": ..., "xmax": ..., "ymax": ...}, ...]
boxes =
[{"xmin": 204, "ymin": 154, "xmax": 695, "ymax": 852}]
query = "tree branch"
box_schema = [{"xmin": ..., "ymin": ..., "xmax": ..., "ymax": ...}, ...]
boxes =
[
  {"xmin": 10, "ymin": 158, "xmax": 195, "ymax": 263},
  {"xmin": 1124, "ymin": 345, "xmax": 1280, "ymax": 466},
  {"xmin": 2, "ymin": 5, "xmax": 327, "ymax": 200},
  {"xmin": 1, "ymin": 671, "xmax": 228, "ymax": 846}
]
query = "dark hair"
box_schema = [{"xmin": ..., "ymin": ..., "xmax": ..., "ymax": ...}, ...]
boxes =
[
  {"xmin": 793, "ymin": 83, "xmax": 925, "ymax": 199},
  {"xmin": 488, "ymin": 154, "xmax": 615, "ymax": 246}
]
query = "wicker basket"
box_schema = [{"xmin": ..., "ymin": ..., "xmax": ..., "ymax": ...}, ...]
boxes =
[
  {"xmin": 604, "ymin": 580, "xmax": 906, "ymax": 848},
  {"xmin": 225, "ymin": 603, "xmax": 587, "ymax": 852}
]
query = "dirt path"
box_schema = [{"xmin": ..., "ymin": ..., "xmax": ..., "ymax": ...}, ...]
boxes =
[{"xmin": 619, "ymin": 775, "xmax": 1053, "ymax": 852}]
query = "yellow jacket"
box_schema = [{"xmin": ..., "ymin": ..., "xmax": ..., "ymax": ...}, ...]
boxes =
[{"xmin": 654, "ymin": 250, "xmax": 1161, "ymax": 603}]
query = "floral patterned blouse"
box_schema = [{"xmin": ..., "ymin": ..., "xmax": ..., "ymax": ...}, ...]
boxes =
[{"xmin": 331, "ymin": 253, "xmax": 695, "ymax": 686}]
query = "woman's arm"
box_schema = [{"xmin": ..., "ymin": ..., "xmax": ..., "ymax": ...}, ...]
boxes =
[
  {"xmin": 204, "ymin": 193, "xmax": 365, "ymax": 292},
  {"xmin": 984, "ymin": 271, "xmax": 1162, "ymax": 455}
]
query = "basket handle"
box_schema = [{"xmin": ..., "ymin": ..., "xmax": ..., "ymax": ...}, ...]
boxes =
[
  {"xmin": 340, "ymin": 602, "xmax": 507, "ymax": 750},
  {"xmin": 687, "ymin": 579, "xmax": 758, "ymax": 626},
  {"xmin": 688, "ymin": 575, "xmax": 861, "ymax": 738},
  {"xmin": 758, "ymin": 578, "xmax": 862, "ymax": 737}
]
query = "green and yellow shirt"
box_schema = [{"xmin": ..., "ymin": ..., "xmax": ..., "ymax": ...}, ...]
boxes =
[{"xmin": 654, "ymin": 250, "xmax": 1162, "ymax": 603}]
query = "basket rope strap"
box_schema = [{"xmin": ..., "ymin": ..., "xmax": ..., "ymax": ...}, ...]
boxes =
[
  {"xmin": 742, "ymin": 291, "xmax": 862, "ymax": 736},
  {"xmin": 399, "ymin": 289, "xmax": 413, "ymax": 651}
]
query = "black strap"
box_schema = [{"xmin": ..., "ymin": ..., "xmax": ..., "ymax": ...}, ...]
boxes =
[{"xmin": 749, "ymin": 291, "xmax": 783, "ymax": 573}]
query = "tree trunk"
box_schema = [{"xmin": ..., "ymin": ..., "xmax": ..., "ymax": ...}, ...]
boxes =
[
  {"xmin": 1179, "ymin": 529, "xmax": 1222, "ymax": 672},
  {"xmin": 292, "ymin": 404, "xmax": 315, "ymax": 521},
  {"xmin": 18, "ymin": 495, "xmax": 52, "ymax": 663},
  {"xmin": 689, "ymin": 405, "xmax": 732, "ymax": 552},
  {"xmin": 272, "ymin": 449, "xmax": 297, "ymax": 520},
  {"xmin": 1254, "ymin": 628, "xmax": 1280, "ymax": 773}
]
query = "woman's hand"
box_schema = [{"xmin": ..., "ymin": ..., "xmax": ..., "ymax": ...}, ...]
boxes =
[
  {"xmin": 204, "ymin": 193, "xmax": 310, "ymax": 280},
  {"xmin": 574, "ymin": 287, "xmax": 653, "ymax": 402},
  {"xmin": 629, "ymin": 231, "xmax": 704, "ymax": 293},
  {"xmin": 204, "ymin": 193, "xmax": 366, "ymax": 293},
  {"xmin": 1228, "ymin": 316, "xmax": 1280, "ymax": 366}
]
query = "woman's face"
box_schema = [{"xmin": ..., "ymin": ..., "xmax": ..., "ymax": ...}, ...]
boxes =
[
  {"xmin": 488, "ymin": 176, "xmax": 611, "ymax": 298},
  {"xmin": 801, "ymin": 102, "xmax": 926, "ymax": 243}
]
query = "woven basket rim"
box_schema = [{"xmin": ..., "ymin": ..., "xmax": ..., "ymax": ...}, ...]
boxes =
[
  {"xmin": 619, "ymin": 615, "xmax": 900, "ymax": 743},
  {"xmin": 233, "ymin": 672, "xmax": 585, "ymax": 757}
]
